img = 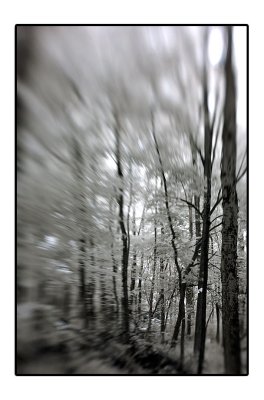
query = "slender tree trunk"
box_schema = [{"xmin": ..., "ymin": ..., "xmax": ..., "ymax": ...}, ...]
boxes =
[
  {"xmin": 165, "ymin": 282, "xmax": 177, "ymax": 329},
  {"xmin": 186, "ymin": 287, "xmax": 193, "ymax": 336},
  {"xmin": 194, "ymin": 29, "xmax": 213, "ymax": 374},
  {"xmin": 151, "ymin": 111, "xmax": 184, "ymax": 348},
  {"xmin": 172, "ymin": 194, "xmax": 203, "ymax": 348},
  {"xmin": 137, "ymin": 213, "xmax": 145, "ymax": 319},
  {"xmin": 111, "ymin": 247, "xmax": 119, "ymax": 315},
  {"xmin": 220, "ymin": 26, "xmax": 241, "ymax": 374},
  {"xmin": 130, "ymin": 205, "xmax": 137, "ymax": 308},
  {"xmin": 186, "ymin": 196, "xmax": 194, "ymax": 336},
  {"xmin": 188, "ymin": 201, "xmax": 193, "ymax": 239},
  {"xmin": 171, "ymin": 233, "xmax": 202, "ymax": 347},
  {"xmin": 160, "ymin": 226, "xmax": 165, "ymax": 343},
  {"xmin": 147, "ymin": 177, "xmax": 157, "ymax": 333},
  {"xmin": 72, "ymin": 137, "xmax": 93, "ymax": 328},
  {"xmin": 114, "ymin": 111, "xmax": 130, "ymax": 340},
  {"xmin": 138, "ymin": 248, "xmax": 144, "ymax": 317},
  {"xmin": 238, "ymin": 223, "xmax": 246, "ymax": 335},
  {"xmin": 216, "ymin": 302, "xmax": 220, "ymax": 343},
  {"xmin": 192, "ymin": 195, "xmax": 201, "ymax": 337},
  {"xmin": 99, "ymin": 257, "xmax": 107, "ymax": 317},
  {"xmin": 194, "ymin": 196, "xmax": 201, "ymax": 239},
  {"xmin": 87, "ymin": 237, "xmax": 96, "ymax": 322},
  {"xmin": 78, "ymin": 236, "xmax": 88, "ymax": 328},
  {"xmin": 180, "ymin": 314, "xmax": 185, "ymax": 367},
  {"xmin": 171, "ymin": 219, "xmax": 203, "ymax": 347},
  {"xmin": 109, "ymin": 200, "xmax": 119, "ymax": 315},
  {"xmin": 171, "ymin": 283, "xmax": 186, "ymax": 347}
]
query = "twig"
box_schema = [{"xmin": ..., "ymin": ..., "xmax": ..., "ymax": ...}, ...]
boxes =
[
  {"xmin": 210, "ymin": 188, "xmax": 222, "ymax": 215},
  {"xmin": 236, "ymin": 150, "xmax": 247, "ymax": 180},
  {"xmin": 180, "ymin": 198, "xmax": 203, "ymax": 219},
  {"xmin": 211, "ymin": 115, "xmax": 222, "ymax": 168},
  {"xmin": 236, "ymin": 166, "xmax": 247, "ymax": 183},
  {"xmin": 209, "ymin": 221, "xmax": 223, "ymax": 232},
  {"xmin": 206, "ymin": 307, "xmax": 214, "ymax": 330},
  {"xmin": 210, "ymin": 214, "xmax": 223, "ymax": 225}
]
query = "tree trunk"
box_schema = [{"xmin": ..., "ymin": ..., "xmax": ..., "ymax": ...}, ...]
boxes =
[
  {"xmin": 186, "ymin": 196, "xmax": 194, "ymax": 336},
  {"xmin": 160, "ymin": 226, "xmax": 165, "ymax": 343},
  {"xmin": 220, "ymin": 26, "xmax": 241, "ymax": 374},
  {"xmin": 72, "ymin": 137, "xmax": 95, "ymax": 328},
  {"xmin": 151, "ymin": 112, "xmax": 184, "ymax": 347},
  {"xmin": 180, "ymin": 313, "xmax": 185, "ymax": 367},
  {"xmin": 188, "ymin": 202, "xmax": 193, "ymax": 239},
  {"xmin": 194, "ymin": 28, "xmax": 212, "ymax": 374},
  {"xmin": 78, "ymin": 236, "xmax": 88, "ymax": 327},
  {"xmin": 194, "ymin": 196, "xmax": 201, "ymax": 238},
  {"xmin": 186, "ymin": 287, "xmax": 193, "ymax": 335},
  {"xmin": 171, "ymin": 283, "xmax": 186, "ymax": 346},
  {"xmin": 216, "ymin": 302, "xmax": 220, "ymax": 343},
  {"xmin": 130, "ymin": 205, "xmax": 137, "ymax": 309},
  {"xmin": 137, "ymin": 216, "xmax": 144, "ymax": 319},
  {"xmin": 109, "ymin": 201, "xmax": 119, "ymax": 315},
  {"xmin": 147, "ymin": 177, "xmax": 157, "ymax": 333},
  {"xmin": 138, "ymin": 250, "xmax": 144, "ymax": 317},
  {"xmin": 87, "ymin": 238, "xmax": 96, "ymax": 323},
  {"xmin": 114, "ymin": 111, "xmax": 130, "ymax": 340},
  {"xmin": 165, "ymin": 281, "xmax": 177, "ymax": 329},
  {"xmin": 111, "ymin": 249, "xmax": 119, "ymax": 315}
]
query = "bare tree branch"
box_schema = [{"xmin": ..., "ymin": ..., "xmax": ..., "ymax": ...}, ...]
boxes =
[
  {"xmin": 209, "ymin": 222, "xmax": 223, "ymax": 232},
  {"xmin": 210, "ymin": 188, "xmax": 222, "ymax": 215},
  {"xmin": 211, "ymin": 115, "xmax": 222, "ymax": 168},
  {"xmin": 151, "ymin": 110, "xmax": 181, "ymax": 279},
  {"xmin": 236, "ymin": 166, "xmax": 247, "ymax": 183},
  {"xmin": 210, "ymin": 214, "xmax": 223, "ymax": 225},
  {"xmin": 236, "ymin": 149, "xmax": 247, "ymax": 180},
  {"xmin": 180, "ymin": 198, "xmax": 203, "ymax": 219}
]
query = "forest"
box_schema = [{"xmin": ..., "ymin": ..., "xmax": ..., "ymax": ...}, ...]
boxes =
[{"xmin": 16, "ymin": 25, "xmax": 247, "ymax": 375}]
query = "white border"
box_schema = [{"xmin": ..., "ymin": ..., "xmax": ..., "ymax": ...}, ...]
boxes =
[{"xmin": 1, "ymin": 1, "xmax": 262, "ymax": 399}]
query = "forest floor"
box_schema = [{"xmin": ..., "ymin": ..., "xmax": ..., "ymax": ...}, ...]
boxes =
[
  {"xmin": 17, "ymin": 331, "xmax": 247, "ymax": 375},
  {"xmin": 17, "ymin": 306, "xmax": 247, "ymax": 375},
  {"xmin": 17, "ymin": 322, "xmax": 188, "ymax": 374}
]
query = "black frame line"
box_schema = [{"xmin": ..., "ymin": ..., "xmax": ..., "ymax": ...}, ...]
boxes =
[{"xmin": 15, "ymin": 23, "xmax": 249, "ymax": 377}]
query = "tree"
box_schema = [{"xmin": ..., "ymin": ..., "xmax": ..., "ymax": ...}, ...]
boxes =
[
  {"xmin": 114, "ymin": 110, "xmax": 130, "ymax": 340},
  {"xmin": 193, "ymin": 28, "xmax": 213, "ymax": 374},
  {"xmin": 220, "ymin": 26, "xmax": 241, "ymax": 374}
]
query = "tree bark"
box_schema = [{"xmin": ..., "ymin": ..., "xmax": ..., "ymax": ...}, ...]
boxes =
[
  {"xmin": 220, "ymin": 26, "xmax": 241, "ymax": 374},
  {"xmin": 186, "ymin": 287, "xmax": 193, "ymax": 336}
]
